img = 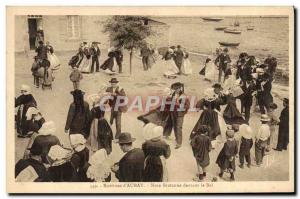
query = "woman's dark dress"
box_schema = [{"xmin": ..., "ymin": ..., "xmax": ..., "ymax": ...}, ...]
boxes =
[
  {"xmin": 191, "ymin": 134, "xmax": 212, "ymax": 167},
  {"xmin": 70, "ymin": 147, "xmax": 90, "ymax": 182},
  {"xmin": 15, "ymin": 94, "xmax": 37, "ymax": 136},
  {"xmin": 223, "ymin": 94, "xmax": 246, "ymax": 125},
  {"xmin": 48, "ymin": 162, "xmax": 78, "ymax": 182},
  {"xmin": 192, "ymin": 99, "xmax": 221, "ymax": 140},
  {"xmin": 142, "ymin": 139, "xmax": 171, "ymax": 182},
  {"xmin": 90, "ymin": 106, "xmax": 113, "ymax": 155}
]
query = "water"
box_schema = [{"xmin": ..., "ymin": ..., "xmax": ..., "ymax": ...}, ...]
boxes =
[{"xmin": 154, "ymin": 16, "xmax": 289, "ymax": 68}]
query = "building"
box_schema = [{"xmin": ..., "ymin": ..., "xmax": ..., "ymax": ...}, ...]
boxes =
[{"xmin": 14, "ymin": 15, "xmax": 170, "ymax": 53}]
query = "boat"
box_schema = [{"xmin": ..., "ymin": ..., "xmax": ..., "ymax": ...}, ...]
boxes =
[
  {"xmin": 247, "ymin": 26, "xmax": 254, "ymax": 30},
  {"xmin": 234, "ymin": 21, "xmax": 240, "ymax": 26},
  {"xmin": 224, "ymin": 29, "xmax": 242, "ymax": 34},
  {"xmin": 215, "ymin": 26, "xmax": 227, "ymax": 31},
  {"xmin": 219, "ymin": 42, "xmax": 240, "ymax": 47},
  {"xmin": 202, "ymin": 17, "xmax": 223, "ymax": 22}
]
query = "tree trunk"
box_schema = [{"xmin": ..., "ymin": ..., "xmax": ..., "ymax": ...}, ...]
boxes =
[{"xmin": 129, "ymin": 48, "xmax": 133, "ymax": 75}]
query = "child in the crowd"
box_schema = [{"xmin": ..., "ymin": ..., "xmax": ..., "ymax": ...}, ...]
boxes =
[
  {"xmin": 267, "ymin": 103, "xmax": 279, "ymax": 151},
  {"xmin": 70, "ymin": 134, "xmax": 90, "ymax": 182},
  {"xmin": 255, "ymin": 114, "xmax": 271, "ymax": 166},
  {"xmin": 238, "ymin": 124, "xmax": 253, "ymax": 168},
  {"xmin": 216, "ymin": 129, "xmax": 238, "ymax": 181},
  {"xmin": 69, "ymin": 67, "xmax": 83, "ymax": 90},
  {"xmin": 191, "ymin": 125, "xmax": 212, "ymax": 181}
]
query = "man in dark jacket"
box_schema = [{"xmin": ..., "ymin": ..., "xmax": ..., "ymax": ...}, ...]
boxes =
[
  {"xmin": 274, "ymin": 98, "xmax": 289, "ymax": 151},
  {"xmin": 173, "ymin": 45, "xmax": 184, "ymax": 73},
  {"xmin": 140, "ymin": 44, "xmax": 151, "ymax": 71},
  {"xmin": 112, "ymin": 133, "xmax": 145, "ymax": 182},
  {"xmin": 106, "ymin": 78, "xmax": 127, "ymax": 139},
  {"xmin": 114, "ymin": 47, "xmax": 123, "ymax": 73},
  {"xmin": 15, "ymin": 138, "xmax": 48, "ymax": 182},
  {"xmin": 90, "ymin": 42, "xmax": 101, "ymax": 73},
  {"xmin": 215, "ymin": 48, "xmax": 231, "ymax": 83},
  {"xmin": 163, "ymin": 82, "xmax": 190, "ymax": 149},
  {"xmin": 35, "ymin": 41, "xmax": 48, "ymax": 60}
]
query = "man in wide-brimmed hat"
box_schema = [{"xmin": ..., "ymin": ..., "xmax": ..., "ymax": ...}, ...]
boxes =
[
  {"xmin": 90, "ymin": 41, "xmax": 101, "ymax": 73},
  {"xmin": 112, "ymin": 132, "xmax": 145, "ymax": 182},
  {"xmin": 163, "ymin": 82, "xmax": 190, "ymax": 149},
  {"xmin": 15, "ymin": 138, "xmax": 48, "ymax": 182},
  {"xmin": 274, "ymin": 98, "xmax": 289, "ymax": 151},
  {"xmin": 214, "ymin": 47, "xmax": 231, "ymax": 83},
  {"xmin": 255, "ymin": 114, "xmax": 271, "ymax": 166},
  {"xmin": 106, "ymin": 78, "xmax": 127, "ymax": 139}
]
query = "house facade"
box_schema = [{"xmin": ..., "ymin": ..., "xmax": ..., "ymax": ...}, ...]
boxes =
[{"xmin": 15, "ymin": 15, "xmax": 170, "ymax": 53}]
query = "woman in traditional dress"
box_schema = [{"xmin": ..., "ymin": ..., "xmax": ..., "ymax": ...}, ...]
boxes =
[
  {"xmin": 23, "ymin": 107, "xmax": 45, "ymax": 138},
  {"xmin": 100, "ymin": 51, "xmax": 118, "ymax": 75},
  {"xmin": 87, "ymin": 93, "xmax": 113, "ymax": 155},
  {"xmin": 86, "ymin": 149, "xmax": 111, "ymax": 182},
  {"xmin": 48, "ymin": 145, "xmax": 77, "ymax": 182},
  {"xmin": 203, "ymin": 56, "xmax": 218, "ymax": 82},
  {"xmin": 191, "ymin": 88, "xmax": 227, "ymax": 141},
  {"xmin": 142, "ymin": 124, "xmax": 171, "ymax": 182},
  {"xmin": 70, "ymin": 134, "xmax": 90, "ymax": 182},
  {"xmin": 46, "ymin": 41, "xmax": 60, "ymax": 70},
  {"xmin": 223, "ymin": 92, "xmax": 246, "ymax": 125},
  {"xmin": 163, "ymin": 48, "xmax": 179, "ymax": 79},
  {"xmin": 181, "ymin": 50, "xmax": 193, "ymax": 75},
  {"xmin": 79, "ymin": 43, "xmax": 92, "ymax": 73},
  {"xmin": 15, "ymin": 84, "xmax": 37, "ymax": 138},
  {"xmin": 23, "ymin": 121, "xmax": 60, "ymax": 164}
]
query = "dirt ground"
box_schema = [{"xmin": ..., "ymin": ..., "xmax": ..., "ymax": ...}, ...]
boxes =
[{"xmin": 14, "ymin": 50, "xmax": 289, "ymax": 182}]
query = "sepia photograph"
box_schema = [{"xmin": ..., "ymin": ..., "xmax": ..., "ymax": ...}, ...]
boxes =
[{"xmin": 6, "ymin": 6, "xmax": 295, "ymax": 193}]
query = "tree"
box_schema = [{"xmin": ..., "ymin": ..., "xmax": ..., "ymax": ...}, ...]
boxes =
[{"xmin": 103, "ymin": 16, "xmax": 156, "ymax": 74}]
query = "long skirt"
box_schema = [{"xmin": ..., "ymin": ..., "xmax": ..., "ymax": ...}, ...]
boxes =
[
  {"xmin": 223, "ymin": 103, "xmax": 246, "ymax": 125},
  {"xmin": 137, "ymin": 107, "xmax": 170, "ymax": 127},
  {"xmin": 192, "ymin": 109, "xmax": 221, "ymax": 140},
  {"xmin": 79, "ymin": 56, "xmax": 92, "ymax": 73},
  {"xmin": 181, "ymin": 58, "xmax": 192, "ymax": 75},
  {"xmin": 164, "ymin": 60, "xmax": 179, "ymax": 78},
  {"xmin": 88, "ymin": 118, "xmax": 113, "ymax": 155},
  {"xmin": 47, "ymin": 53, "xmax": 60, "ymax": 70},
  {"xmin": 143, "ymin": 155, "xmax": 168, "ymax": 182},
  {"xmin": 204, "ymin": 61, "xmax": 218, "ymax": 81}
]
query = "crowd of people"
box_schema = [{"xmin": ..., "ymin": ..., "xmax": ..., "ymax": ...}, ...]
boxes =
[{"xmin": 15, "ymin": 41, "xmax": 290, "ymax": 182}]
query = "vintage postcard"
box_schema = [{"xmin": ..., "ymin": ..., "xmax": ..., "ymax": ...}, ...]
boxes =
[{"xmin": 7, "ymin": 6, "xmax": 294, "ymax": 193}]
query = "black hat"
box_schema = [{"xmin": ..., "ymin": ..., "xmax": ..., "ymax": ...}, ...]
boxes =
[
  {"xmin": 116, "ymin": 132, "xmax": 136, "ymax": 144},
  {"xmin": 38, "ymin": 41, "xmax": 44, "ymax": 45},
  {"xmin": 109, "ymin": 78, "xmax": 119, "ymax": 83},
  {"xmin": 83, "ymin": 42, "xmax": 87, "ymax": 45},
  {"xmin": 177, "ymin": 45, "xmax": 181, "ymax": 48},
  {"xmin": 212, "ymin": 83, "xmax": 223, "ymax": 90},
  {"xmin": 92, "ymin": 41, "xmax": 101, "ymax": 44},
  {"xmin": 70, "ymin": 89, "xmax": 85, "ymax": 96},
  {"xmin": 29, "ymin": 139, "xmax": 43, "ymax": 156},
  {"xmin": 269, "ymin": 103, "xmax": 278, "ymax": 110},
  {"xmin": 171, "ymin": 82, "xmax": 183, "ymax": 90}
]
